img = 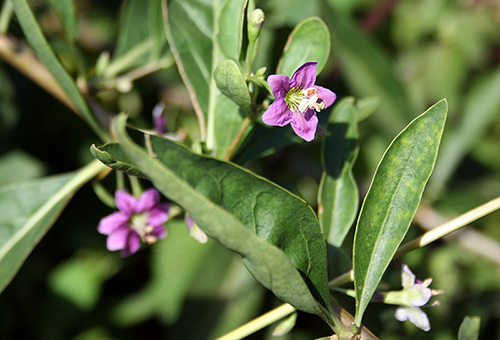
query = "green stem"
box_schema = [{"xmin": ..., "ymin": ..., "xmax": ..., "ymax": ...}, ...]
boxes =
[
  {"xmin": 116, "ymin": 171, "xmax": 125, "ymax": 191},
  {"xmin": 0, "ymin": 0, "xmax": 13, "ymax": 34},
  {"xmin": 222, "ymin": 116, "xmax": 252, "ymax": 161},
  {"xmin": 128, "ymin": 175, "xmax": 142, "ymax": 197}
]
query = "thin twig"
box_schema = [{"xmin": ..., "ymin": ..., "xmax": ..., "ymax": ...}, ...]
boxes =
[
  {"xmin": 222, "ymin": 116, "xmax": 252, "ymax": 161},
  {"xmin": 329, "ymin": 195, "xmax": 500, "ymax": 288}
]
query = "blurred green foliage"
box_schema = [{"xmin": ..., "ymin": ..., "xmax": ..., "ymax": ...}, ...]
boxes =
[{"xmin": 0, "ymin": 0, "xmax": 499, "ymax": 339}]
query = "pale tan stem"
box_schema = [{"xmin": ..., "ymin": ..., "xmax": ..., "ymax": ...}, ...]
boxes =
[
  {"xmin": 395, "ymin": 195, "xmax": 500, "ymax": 257},
  {"xmin": 329, "ymin": 195, "xmax": 500, "ymax": 288},
  {"xmin": 222, "ymin": 116, "xmax": 252, "ymax": 162}
]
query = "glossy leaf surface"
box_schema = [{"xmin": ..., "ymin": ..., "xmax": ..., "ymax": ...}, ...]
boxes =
[
  {"xmin": 352, "ymin": 99, "xmax": 448, "ymax": 326},
  {"xmin": 93, "ymin": 115, "xmax": 333, "ymax": 319}
]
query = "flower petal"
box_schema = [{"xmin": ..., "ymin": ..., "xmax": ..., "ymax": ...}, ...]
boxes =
[
  {"xmin": 290, "ymin": 62, "xmax": 317, "ymax": 89},
  {"xmin": 401, "ymin": 264, "xmax": 416, "ymax": 290},
  {"xmin": 97, "ymin": 212, "xmax": 129, "ymax": 235},
  {"xmin": 147, "ymin": 204, "xmax": 170, "ymax": 226},
  {"xmin": 396, "ymin": 306, "xmax": 430, "ymax": 331},
  {"xmin": 268, "ymin": 74, "xmax": 291, "ymax": 99},
  {"xmin": 122, "ymin": 232, "xmax": 141, "ymax": 257},
  {"xmin": 106, "ymin": 226, "xmax": 131, "ymax": 251},
  {"xmin": 262, "ymin": 99, "xmax": 294, "ymax": 127},
  {"xmin": 405, "ymin": 284, "xmax": 432, "ymax": 307},
  {"xmin": 137, "ymin": 188, "xmax": 160, "ymax": 212},
  {"xmin": 290, "ymin": 109, "xmax": 318, "ymax": 142},
  {"xmin": 152, "ymin": 226, "xmax": 167, "ymax": 239},
  {"xmin": 115, "ymin": 190, "xmax": 138, "ymax": 215},
  {"xmin": 315, "ymin": 85, "xmax": 337, "ymax": 109}
]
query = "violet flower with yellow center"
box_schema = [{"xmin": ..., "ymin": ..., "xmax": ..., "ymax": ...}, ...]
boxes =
[{"xmin": 262, "ymin": 62, "xmax": 336, "ymax": 141}]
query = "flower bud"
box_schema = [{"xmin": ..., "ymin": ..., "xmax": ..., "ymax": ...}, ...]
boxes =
[{"xmin": 248, "ymin": 9, "xmax": 265, "ymax": 41}]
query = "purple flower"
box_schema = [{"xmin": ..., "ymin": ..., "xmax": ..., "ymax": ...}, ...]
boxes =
[
  {"xmin": 262, "ymin": 62, "xmax": 336, "ymax": 141},
  {"xmin": 98, "ymin": 188, "xmax": 169, "ymax": 257}
]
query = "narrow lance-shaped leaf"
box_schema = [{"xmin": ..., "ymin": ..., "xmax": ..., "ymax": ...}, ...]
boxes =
[
  {"xmin": 318, "ymin": 97, "xmax": 359, "ymax": 251},
  {"xmin": 277, "ymin": 17, "xmax": 330, "ymax": 78},
  {"xmin": 353, "ymin": 99, "xmax": 448, "ymax": 326},
  {"xmin": 0, "ymin": 160, "xmax": 105, "ymax": 293},
  {"xmin": 96, "ymin": 116, "xmax": 334, "ymax": 323},
  {"xmin": 163, "ymin": 0, "xmax": 248, "ymax": 156}
]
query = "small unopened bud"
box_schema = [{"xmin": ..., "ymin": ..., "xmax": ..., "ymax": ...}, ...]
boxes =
[
  {"xmin": 248, "ymin": 9, "xmax": 265, "ymax": 41},
  {"xmin": 255, "ymin": 67, "xmax": 267, "ymax": 77}
]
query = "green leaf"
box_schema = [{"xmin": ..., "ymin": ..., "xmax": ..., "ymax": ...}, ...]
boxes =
[
  {"xmin": 324, "ymin": 5, "xmax": 412, "ymax": 136},
  {"xmin": 318, "ymin": 98, "xmax": 359, "ymax": 250},
  {"xmin": 113, "ymin": 0, "xmax": 167, "ymax": 68},
  {"xmin": 352, "ymin": 99, "xmax": 448, "ymax": 326},
  {"xmin": 428, "ymin": 67, "xmax": 500, "ymax": 197},
  {"xmin": 47, "ymin": 0, "xmax": 77, "ymax": 43},
  {"xmin": 90, "ymin": 143, "xmax": 145, "ymax": 178},
  {"xmin": 458, "ymin": 316, "xmax": 481, "ymax": 340},
  {"xmin": 214, "ymin": 59, "xmax": 251, "ymax": 108},
  {"xmin": 9, "ymin": 0, "xmax": 109, "ymax": 142},
  {"xmin": 277, "ymin": 17, "xmax": 330, "ymax": 78},
  {"xmin": 218, "ymin": 0, "xmax": 248, "ymax": 62},
  {"xmin": 164, "ymin": 0, "xmax": 248, "ymax": 155},
  {"xmin": 0, "ymin": 160, "xmax": 105, "ymax": 294},
  {"xmin": 98, "ymin": 115, "xmax": 333, "ymax": 321}
]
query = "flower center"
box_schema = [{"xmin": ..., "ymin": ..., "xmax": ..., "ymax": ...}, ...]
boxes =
[
  {"xmin": 285, "ymin": 87, "xmax": 324, "ymax": 113},
  {"xmin": 130, "ymin": 212, "xmax": 158, "ymax": 244}
]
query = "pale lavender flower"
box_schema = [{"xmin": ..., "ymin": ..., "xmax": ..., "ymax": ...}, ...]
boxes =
[
  {"xmin": 98, "ymin": 188, "xmax": 169, "ymax": 257},
  {"xmin": 262, "ymin": 62, "xmax": 336, "ymax": 141},
  {"xmin": 383, "ymin": 265, "xmax": 443, "ymax": 331}
]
